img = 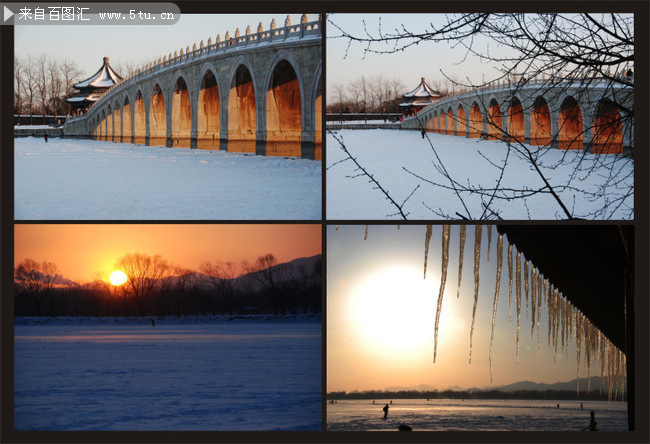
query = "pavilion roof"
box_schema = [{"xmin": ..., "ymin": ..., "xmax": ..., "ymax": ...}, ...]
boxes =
[
  {"xmin": 403, "ymin": 77, "xmax": 442, "ymax": 99},
  {"xmin": 73, "ymin": 57, "xmax": 123, "ymax": 89}
]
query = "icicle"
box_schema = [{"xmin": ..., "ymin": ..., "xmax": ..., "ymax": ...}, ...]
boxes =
[
  {"xmin": 486, "ymin": 225, "xmax": 492, "ymax": 262},
  {"xmin": 607, "ymin": 341, "xmax": 614, "ymax": 401},
  {"xmin": 469, "ymin": 225, "xmax": 482, "ymax": 363},
  {"xmin": 547, "ymin": 283, "xmax": 553, "ymax": 347},
  {"xmin": 423, "ymin": 225, "xmax": 432, "ymax": 279},
  {"xmin": 335, "ymin": 225, "xmax": 339, "ymax": 231},
  {"xmin": 585, "ymin": 321, "xmax": 593, "ymax": 395},
  {"xmin": 397, "ymin": 225, "xmax": 400, "ymax": 230},
  {"xmin": 507, "ymin": 243, "xmax": 513, "ymax": 321},
  {"xmin": 530, "ymin": 267, "xmax": 537, "ymax": 339},
  {"xmin": 515, "ymin": 251, "xmax": 521, "ymax": 362},
  {"xmin": 599, "ymin": 331, "xmax": 606, "ymax": 395},
  {"xmin": 433, "ymin": 225, "xmax": 450, "ymax": 363},
  {"xmin": 536, "ymin": 273, "xmax": 542, "ymax": 349},
  {"xmin": 524, "ymin": 260, "xmax": 529, "ymax": 317},
  {"xmin": 489, "ymin": 234, "xmax": 503, "ymax": 383},
  {"xmin": 364, "ymin": 224, "xmax": 368, "ymax": 240},
  {"xmin": 576, "ymin": 311, "xmax": 582, "ymax": 395},
  {"xmin": 456, "ymin": 225, "xmax": 466, "ymax": 298}
]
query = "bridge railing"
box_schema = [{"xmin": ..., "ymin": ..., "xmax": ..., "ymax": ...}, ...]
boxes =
[
  {"xmin": 79, "ymin": 14, "xmax": 320, "ymax": 119},
  {"xmin": 405, "ymin": 71, "xmax": 634, "ymax": 122}
]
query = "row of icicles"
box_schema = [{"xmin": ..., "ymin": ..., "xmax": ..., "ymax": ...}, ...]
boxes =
[{"xmin": 345, "ymin": 224, "xmax": 627, "ymax": 401}]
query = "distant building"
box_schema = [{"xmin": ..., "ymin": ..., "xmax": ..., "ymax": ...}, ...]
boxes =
[
  {"xmin": 66, "ymin": 57, "xmax": 122, "ymax": 116},
  {"xmin": 399, "ymin": 77, "xmax": 442, "ymax": 116}
]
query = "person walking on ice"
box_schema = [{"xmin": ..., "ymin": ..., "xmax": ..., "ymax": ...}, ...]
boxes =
[{"xmin": 383, "ymin": 403, "xmax": 389, "ymax": 418}]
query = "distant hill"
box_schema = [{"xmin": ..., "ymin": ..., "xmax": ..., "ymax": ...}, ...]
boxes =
[{"xmin": 488, "ymin": 376, "xmax": 625, "ymax": 393}]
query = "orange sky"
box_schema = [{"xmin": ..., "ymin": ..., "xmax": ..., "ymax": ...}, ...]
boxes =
[{"xmin": 15, "ymin": 224, "xmax": 321, "ymax": 283}]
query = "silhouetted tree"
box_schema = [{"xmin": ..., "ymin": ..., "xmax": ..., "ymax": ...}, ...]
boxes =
[
  {"xmin": 116, "ymin": 253, "xmax": 171, "ymax": 316},
  {"xmin": 14, "ymin": 259, "xmax": 59, "ymax": 316}
]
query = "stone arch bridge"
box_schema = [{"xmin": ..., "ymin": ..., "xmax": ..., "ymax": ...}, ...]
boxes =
[
  {"xmin": 64, "ymin": 15, "xmax": 322, "ymax": 159},
  {"xmin": 402, "ymin": 77, "xmax": 633, "ymax": 154}
]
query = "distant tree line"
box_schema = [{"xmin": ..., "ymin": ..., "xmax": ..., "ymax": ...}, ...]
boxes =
[
  {"xmin": 327, "ymin": 75, "xmax": 463, "ymax": 117},
  {"xmin": 14, "ymin": 253, "xmax": 322, "ymax": 317},
  {"xmin": 327, "ymin": 388, "xmax": 622, "ymax": 402},
  {"xmin": 14, "ymin": 55, "xmax": 83, "ymax": 124}
]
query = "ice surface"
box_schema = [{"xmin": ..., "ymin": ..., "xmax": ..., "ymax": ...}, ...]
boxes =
[
  {"xmin": 327, "ymin": 399, "xmax": 628, "ymax": 431},
  {"xmin": 327, "ymin": 129, "xmax": 633, "ymax": 220},
  {"xmin": 14, "ymin": 317, "xmax": 321, "ymax": 431},
  {"xmin": 15, "ymin": 137, "xmax": 321, "ymax": 220}
]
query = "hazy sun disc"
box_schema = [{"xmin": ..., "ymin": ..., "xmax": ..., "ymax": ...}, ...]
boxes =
[{"xmin": 109, "ymin": 270, "xmax": 128, "ymax": 286}]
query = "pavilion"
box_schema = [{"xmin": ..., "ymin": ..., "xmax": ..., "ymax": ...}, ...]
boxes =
[
  {"xmin": 66, "ymin": 56, "xmax": 122, "ymax": 116},
  {"xmin": 399, "ymin": 77, "xmax": 442, "ymax": 116}
]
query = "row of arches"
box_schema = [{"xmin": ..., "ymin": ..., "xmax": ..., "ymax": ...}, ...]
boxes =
[
  {"xmin": 422, "ymin": 95, "xmax": 625, "ymax": 154},
  {"xmin": 91, "ymin": 57, "xmax": 322, "ymax": 159}
]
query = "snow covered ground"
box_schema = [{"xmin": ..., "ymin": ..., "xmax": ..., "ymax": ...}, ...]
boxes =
[
  {"xmin": 15, "ymin": 317, "xmax": 321, "ymax": 430},
  {"xmin": 327, "ymin": 399, "xmax": 628, "ymax": 431},
  {"xmin": 326, "ymin": 129, "xmax": 634, "ymax": 220},
  {"xmin": 14, "ymin": 137, "xmax": 321, "ymax": 220}
]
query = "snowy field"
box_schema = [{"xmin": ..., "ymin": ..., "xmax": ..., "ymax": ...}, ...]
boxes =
[
  {"xmin": 15, "ymin": 317, "xmax": 321, "ymax": 430},
  {"xmin": 327, "ymin": 399, "xmax": 628, "ymax": 431},
  {"xmin": 14, "ymin": 137, "xmax": 321, "ymax": 220},
  {"xmin": 327, "ymin": 129, "xmax": 634, "ymax": 220}
]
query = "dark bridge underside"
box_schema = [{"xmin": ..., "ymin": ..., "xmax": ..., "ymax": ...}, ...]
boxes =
[{"xmin": 496, "ymin": 225, "xmax": 633, "ymax": 353}]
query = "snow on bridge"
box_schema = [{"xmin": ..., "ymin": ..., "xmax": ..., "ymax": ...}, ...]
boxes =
[
  {"xmin": 402, "ymin": 76, "xmax": 633, "ymax": 154},
  {"xmin": 64, "ymin": 15, "xmax": 322, "ymax": 159}
]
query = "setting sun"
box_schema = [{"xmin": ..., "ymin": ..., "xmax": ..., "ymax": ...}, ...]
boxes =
[{"xmin": 109, "ymin": 270, "xmax": 127, "ymax": 286}]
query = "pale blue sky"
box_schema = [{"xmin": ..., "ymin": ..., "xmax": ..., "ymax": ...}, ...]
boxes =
[{"xmin": 15, "ymin": 13, "xmax": 319, "ymax": 80}]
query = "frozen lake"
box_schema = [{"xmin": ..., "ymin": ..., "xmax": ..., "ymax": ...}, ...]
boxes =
[
  {"xmin": 14, "ymin": 318, "xmax": 321, "ymax": 430},
  {"xmin": 326, "ymin": 129, "xmax": 633, "ymax": 220},
  {"xmin": 327, "ymin": 398, "xmax": 628, "ymax": 431},
  {"xmin": 14, "ymin": 137, "xmax": 321, "ymax": 220}
]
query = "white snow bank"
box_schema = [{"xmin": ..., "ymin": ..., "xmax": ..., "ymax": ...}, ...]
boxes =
[
  {"xmin": 326, "ymin": 129, "xmax": 633, "ymax": 220},
  {"xmin": 15, "ymin": 137, "xmax": 321, "ymax": 220}
]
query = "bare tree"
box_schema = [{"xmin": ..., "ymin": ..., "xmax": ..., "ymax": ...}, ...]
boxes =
[
  {"xmin": 14, "ymin": 259, "xmax": 59, "ymax": 316},
  {"xmin": 33, "ymin": 54, "xmax": 49, "ymax": 124},
  {"xmin": 14, "ymin": 57, "xmax": 23, "ymax": 116},
  {"xmin": 248, "ymin": 254, "xmax": 293, "ymax": 315},
  {"xmin": 116, "ymin": 253, "xmax": 171, "ymax": 316},
  {"xmin": 328, "ymin": 13, "xmax": 634, "ymax": 220}
]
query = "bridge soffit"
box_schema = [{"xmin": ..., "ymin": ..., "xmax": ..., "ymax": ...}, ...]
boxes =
[
  {"xmin": 264, "ymin": 49, "xmax": 307, "ymax": 125},
  {"xmin": 195, "ymin": 63, "xmax": 222, "ymax": 104},
  {"xmin": 170, "ymin": 69, "xmax": 196, "ymax": 108}
]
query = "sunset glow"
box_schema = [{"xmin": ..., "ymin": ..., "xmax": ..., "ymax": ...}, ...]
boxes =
[{"xmin": 109, "ymin": 270, "xmax": 127, "ymax": 286}]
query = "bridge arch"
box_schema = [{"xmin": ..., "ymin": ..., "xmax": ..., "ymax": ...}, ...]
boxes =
[
  {"xmin": 149, "ymin": 83, "xmax": 167, "ymax": 146},
  {"xmin": 591, "ymin": 99, "xmax": 623, "ymax": 154},
  {"xmin": 456, "ymin": 104, "xmax": 466, "ymax": 136},
  {"xmin": 134, "ymin": 88, "xmax": 146, "ymax": 144},
  {"xmin": 433, "ymin": 111, "xmax": 438, "ymax": 132},
  {"xmin": 100, "ymin": 109, "xmax": 107, "ymax": 141},
  {"xmin": 171, "ymin": 72, "xmax": 193, "ymax": 147},
  {"xmin": 196, "ymin": 65, "xmax": 221, "ymax": 149},
  {"xmin": 264, "ymin": 51, "xmax": 304, "ymax": 156},
  {"xmin": 469, "ymin": 101, "xmax": 482, "ymax": 138},
  {"xmin": 112, "ymin": 99, "xmax": 122, "ymax": 143},
  {"xmin": 446, "ymin": 106, "xmax": 454, "ymax": 135},
  {"xmin": 486, "ymin": 98, "xmax": 503, "ymax": 141},
  {"xmin": 530, "ymin": 96, "xmax": 552, "ymax": 146},
  {"xmin": 508, "ymin": 96, "xmax": 525, "ymax": 143},
  {"xmin": 438, "ymin": 111, "xmax": 444, "ymax": 134},
  {"xmin": 227, "ymin": 57, "xmax": 258, "ymax": 152},
  {"xmin": 122, "ymin": 95, "xmax": 132, "ymax": 144},
  {"xmin": 107, "ymin": 104, "xmax": 114, "ymax": 142},
  {"xmin": 311, "ymin": 62, "xmax": 323, "ymax": 159},
  {"xmin": 558, "ymin": 96, "xmax": 583, "ymax": 150}
]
